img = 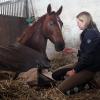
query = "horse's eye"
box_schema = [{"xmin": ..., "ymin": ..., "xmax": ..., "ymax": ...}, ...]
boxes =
[
  {"xmin": 49, "ymin": 21, "xmax": 54, "ymax": 26},
  {"xmin": 61, "ymin": 22, "xmax": 63, "ymax": 26}
]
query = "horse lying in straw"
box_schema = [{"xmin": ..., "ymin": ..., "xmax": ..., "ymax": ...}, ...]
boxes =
[{"xmin": 0, "ymin": 4, "xmax": 65, "ymax": 86}]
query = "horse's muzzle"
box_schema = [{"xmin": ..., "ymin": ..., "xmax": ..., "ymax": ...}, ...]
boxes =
[{"xmin": 55, "ymin": 42, "xmax": 65, "ymax": 51}]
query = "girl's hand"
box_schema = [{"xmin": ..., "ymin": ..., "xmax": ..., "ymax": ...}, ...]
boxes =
[
  {"xmin": 63, "ymin": 48, "xmax": 77, "ymax": 54},
  {"xmin": 66, "ymin": 69, "xmax": 76, "ymax": 76}
]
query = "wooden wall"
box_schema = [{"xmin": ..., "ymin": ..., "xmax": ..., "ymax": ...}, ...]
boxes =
[{"xmin": 0, "ymin": 15, "xmax": 27, "ymax": 46}]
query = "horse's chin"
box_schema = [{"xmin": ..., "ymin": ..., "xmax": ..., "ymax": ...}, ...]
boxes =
[
  {"xmin": 55, "ymin": 48, "xmax": 64, "ymax": 52},
  {"xmin": 55, "ymin": 42, "xmax": 65, "ymax": 52}
]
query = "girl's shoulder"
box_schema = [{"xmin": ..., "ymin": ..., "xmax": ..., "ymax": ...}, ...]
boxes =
[{"xmin": 85, "ymin": 27, "xmax": 100, "ymax": 38}]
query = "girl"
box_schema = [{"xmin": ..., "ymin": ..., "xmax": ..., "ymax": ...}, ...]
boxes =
[{"xmin": 52, "ymin": 11, "xmax": 100, "ymax": 94}]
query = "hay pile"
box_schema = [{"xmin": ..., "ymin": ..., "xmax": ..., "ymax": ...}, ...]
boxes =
[
  {"xmin": 0, "ymin": 80, "xmax": 100, "ymax": 100},
  {"xmin": 0, "ymin": 52, "xmax": 100, "ymax": 100}
]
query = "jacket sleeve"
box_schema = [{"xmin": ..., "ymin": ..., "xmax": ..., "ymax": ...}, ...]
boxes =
[{"xmin": 74, "ymin": 30, "xmax": 100, "ymax": 73}]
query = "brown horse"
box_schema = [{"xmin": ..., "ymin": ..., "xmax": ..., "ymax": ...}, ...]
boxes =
[
  {"xmin": 17, "ymin": 4, "xmax": 65, "ymax": 60},
  {"xmin": 0, "ymin": 4, "xmax": 65, "ymax": 84},
  {"xmin": 16, "ymin": 4, "xmax": 65, "ymax": 85}
]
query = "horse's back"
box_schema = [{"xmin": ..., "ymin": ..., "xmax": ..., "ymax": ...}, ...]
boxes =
[{"xmin": 0, "ymin": 42, "xmax": 50, "ymax": 73}]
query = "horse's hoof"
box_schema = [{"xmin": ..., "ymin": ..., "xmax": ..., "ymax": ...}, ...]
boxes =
[{"xmin": 38, "ymin": 73, "xmax": 56, "ymax": 88}]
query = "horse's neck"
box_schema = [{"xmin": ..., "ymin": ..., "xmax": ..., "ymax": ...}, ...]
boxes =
[
  {"xmin": 18, "ymin": 17, "xmax": 48, "ymax": 59},
  {"xmin": 28, "ymin": 23, "xmax": 48, "ymax": 57}
]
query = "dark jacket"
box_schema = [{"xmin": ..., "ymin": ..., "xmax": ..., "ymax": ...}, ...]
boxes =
[{"xmin": 74, "ymin": 26, "xmax": 100, "ymax": 73}]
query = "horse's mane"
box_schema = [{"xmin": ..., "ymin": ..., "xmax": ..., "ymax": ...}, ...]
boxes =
[{"xmin": 17, "ymin": 14, "xmax": 47, "ymax": 44}]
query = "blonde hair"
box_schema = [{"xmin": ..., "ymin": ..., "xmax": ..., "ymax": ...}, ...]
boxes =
[{"xmin": 76, "ymin": 11, "xmax": 95, "ymax": 28}]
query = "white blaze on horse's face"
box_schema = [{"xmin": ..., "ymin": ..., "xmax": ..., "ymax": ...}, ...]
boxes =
[
  {"xmin": 47, "ymin": 16, "xmax": 62, "ymax": 31},
  {"xmin": 56, "ymin": 16, "xmax": 63, "ymax": 30}
]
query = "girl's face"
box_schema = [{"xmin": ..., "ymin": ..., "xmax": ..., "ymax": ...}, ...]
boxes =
[{"xmin": 77, "ymin": 18, "xmax": 87, "ymax": 30}]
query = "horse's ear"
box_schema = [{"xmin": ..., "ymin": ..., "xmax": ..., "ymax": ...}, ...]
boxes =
[
  {"xmin": 56, "ymin": 6, "xmax": 63, "ymax": 16},
  {"xmin": 47, "ymin": 4, "xmax": 52, "ymax": 14}
]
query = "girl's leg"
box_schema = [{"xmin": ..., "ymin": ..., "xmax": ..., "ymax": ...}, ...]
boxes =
[
  {"xmin": 58, "ymin": 70, "xmax": 95, "ymax": 93},
  {"xmin": 52, "ymin": 64, "xmax": 74, "ymax": 80}
]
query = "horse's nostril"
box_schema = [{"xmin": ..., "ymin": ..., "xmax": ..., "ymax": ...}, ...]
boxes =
[{"xmin": 55, "ymin": 42, "xmax": 65, "ymax": 51}]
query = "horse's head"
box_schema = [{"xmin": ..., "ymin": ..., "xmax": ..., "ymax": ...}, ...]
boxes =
[{"xmin": 43, "ymin": 4, "xmax": 65, "ymax": 51}]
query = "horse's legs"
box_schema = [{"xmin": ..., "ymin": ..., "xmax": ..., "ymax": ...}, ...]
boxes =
[
  {"xmin": 41, "ymin": 69, "xmax": 54, "ymax": 80},
  {"xmin": 17, "ymin": 68, "xmax": 38, "ymax": 85},
  {"xmin": 17, "ymin": 68, "xmax": 54, "ymax": 87}
]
